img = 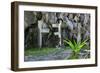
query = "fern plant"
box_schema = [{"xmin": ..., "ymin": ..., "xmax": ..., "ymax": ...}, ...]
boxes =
[{"xmin": 64, "ymin": 39, "xmax": 88, "ymax": 59}]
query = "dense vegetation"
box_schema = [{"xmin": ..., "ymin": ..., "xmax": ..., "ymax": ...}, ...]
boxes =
[{"xmin": 24, "ymin": 11, "xmax": 90, "ymax": 61}]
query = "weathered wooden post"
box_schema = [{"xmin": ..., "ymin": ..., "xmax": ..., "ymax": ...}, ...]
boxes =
[
  {"xmin": 58, "ymin": 20, "xmax": 62, "ymax": 46},
  {"xmin": 38, "ymin": 20, "xmax": 43, "ymax": 48}
]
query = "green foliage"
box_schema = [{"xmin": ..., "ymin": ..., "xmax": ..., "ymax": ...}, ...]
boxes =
[
  {"xmin": 64, "ymin": 39, "xmax": 88, "ymax": 59},
  {"xmin": 25, "ymin": 48, "xmax": 58, "ymax": 56},
  {"xmin": 64, "ymin": 39, "xmax": 88, "ymax": 53}
]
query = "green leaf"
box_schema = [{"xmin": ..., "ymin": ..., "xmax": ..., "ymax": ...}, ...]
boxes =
[
  {"xmin": 64, "ymin": 40, "xmax": 75, "ymax": 51},
  {"xmin": 64, "ymin": 38, "xmax": 88, "ymax": 53}
]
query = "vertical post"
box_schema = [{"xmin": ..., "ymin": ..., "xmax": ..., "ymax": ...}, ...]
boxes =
[
  {"xmin": 38, "ymin": 20, "xmax": 43, "ymax": 48},
  {"xmin": 58, "ymin": 20, "xmax": 62, "ymax": 46}
]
